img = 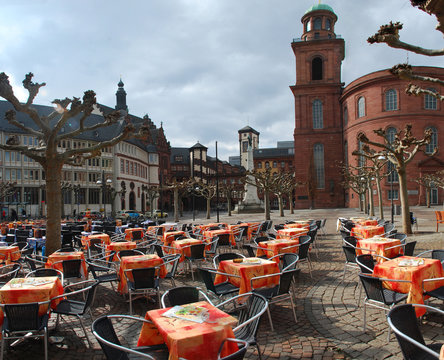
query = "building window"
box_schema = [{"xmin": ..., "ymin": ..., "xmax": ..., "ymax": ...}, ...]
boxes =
[
  {"xmin": 265, "ymin": 161, "xmax": 270, "ymax": 169},
  {"xmin": 357, "ymin": 97, "xmax": 365, "ymax": 118},
  {"xmin": 425, "ymin": 88, "xmax": 437, "ymax": 110},
  {"xmin": 388, "ymin": 189, "xmax": 399, "ymax": 200},
  {"xmin": 280, "ymin": 161, "xmax": 285, "ymax": 168},
  {"xmin": 425, "ymin": 126, "xmax": 438, "ymax": 154},
  {"xmin": 344, "ymin": 141, "xmax": 348, "ymax": 166},
  {"xmin": 312, "ymin": 99, "xmax": 323, "ymax": 129},
  {"xmin": 343, "ymin": 106, "xmax": 348, "ymax": 126},
  {"xmin": 314, "ymin": 17, "xmax": 322, "ymax": 30},
  {"xmin": 174, "ymin": 155, "xmax": 183, "ymax": 162},
  {"xmin": 386, "ymin": 127, "xmax": 397, "ymax": 146},
  {"xmin": 313, "ymin": 143, "xmax": 325, "ymax": 189},
  {"xmin": 257, "ymin": 162, "xmax": 262, "ymax": 169},
  {"xmin": 273, "ymin": 161, "xmax": 277, "ymax": 168},
  {"xmin": 385, "ymin": 89, "xmax": 397, "ymax": 111},
  {"xmin": 357, "ymin": 137, "xmax": 365, "ymax": 167},
  {"xmin": 325, "ymin": 18, "xmax": 331, "ymax": 30},
  {"xmin": 312, "ymin": 57, "xmax": 323, "ymax": 80},
  {"xmin": 387, "ymin": 161, "xmax": 399, "ymax": 183}
]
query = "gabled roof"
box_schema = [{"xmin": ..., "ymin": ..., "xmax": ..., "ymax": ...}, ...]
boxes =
[
  {"xmin": 238, "ymin": 125, "xmax": 259, "ymax": 135},
  {"xmin": 190, "ymin": 142, "xmax": 208, "ymax": 150}
]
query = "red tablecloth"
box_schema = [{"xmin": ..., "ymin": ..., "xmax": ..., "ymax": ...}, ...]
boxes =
[
  {"xmin": 256, "ymin": 239, "xmax": 300, "ymax": 261},
  {"xmin": 81, "ymin": 233, "xmax": 110, "ymax": 249},
  {"xmin": 284, "ymin": 222, "xmax": 310, "ymax": 230},
  {"xmin": 124, "ymin": 227, "xmax": 145, "ymax": 242},
  {"xmin": 373, "ymin": 256, "xmax": 444, "ymax": 316},
  {"xmin": 354, "ymin": 219, "xmax": 378, "ymax": 226},
  {"xmin": 171, "ymin": 238, "xmax": 203, "ymax": 262},
  {"xmin": 214, "ymin": 258, "xmax": 280, "ymax": 294},
  {"xmin": 118, "ymin": 254, "xmax": 166, "ymax": 294},
  {"xmin": 0, "ymin": 246, "xmax": 20, "ymax": 264},
  {"xmin": 356, "ymin": 237, "xmax": 402, "ymax": 261},
  {"xmin": 137, "ymin": 301, "xmax": 238, "ymax": 360},
  {"xmin": 45, "ymin": 251, "xmax": 88, "ymax": 279},
  {"xmin": 163, "ymin": 231, "xmax": 186, "ymax": 247},
  {"xmin": 276, "ymin": 228, "xmax": 307, "ymax": 240},
  {"xmin": 106, "ymin": 241, "xmax": 137, "ymax": 261},
  {"xmin": 351, "ymin": 225, "xmax": 384, "ymax": 239},
  {"xmin": 203, "ymin": 229, "xmax": 235, "ymax": 246}
]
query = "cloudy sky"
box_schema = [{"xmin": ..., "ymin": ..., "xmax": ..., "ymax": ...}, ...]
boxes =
[{"xmin": 1, "ymin": 0, "xmax": 442, "ymax": 160}]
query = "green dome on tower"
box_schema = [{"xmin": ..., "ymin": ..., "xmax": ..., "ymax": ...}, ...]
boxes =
[{"xmin": 304, "ymin": 3, "xmax": 335, "ymax": 15}]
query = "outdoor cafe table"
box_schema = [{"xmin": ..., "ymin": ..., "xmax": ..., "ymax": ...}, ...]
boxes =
[
  {"xmin": 356, "ymin": 237, "xmax": 402, "ymax": 261},
  {"xmin": 276, "ymin": 228, "xmax": 307, "ymax": 240},
  {"xmin": 171, "ymin": 238, "xmax": 203, "ymax": 262},
  {"xmin": 373, "ymin": 256, "xmax": 444, "ymax": 317},
  {"xmin": 162, "ymin": 231, "xmax": 186, "ymax": 247},
  {"xmin": 256, "ymin": 238, "xmax": 300, "ymax": 261},
  {"xmin": 214, "ymin": 257, "xmax": 280, "ymax": 295},
  {"xmin": 124, "ymin": 227, "xmax": 145, "ymax": 242},
  {"xmin": 0, "ymin": 276, "xmax": 64, "ymax": 329},
  {"xmin": 284, "ymin": 222, "xmax": 310, "ymax": 230},
  {"xmin": 351, "ymin": 225, "xmax": 384, "ymax": 239},
  {"xmin": 117, "ymin": 254, "xmax": 167, "ymax": 294},
  {"xmin": 353, "ymin": 218, "xmax": 379, "ymax": 226},
  {"xmin": 203, "ymin": 229, "xmax": 235, "ymax": 246},
  {"xmin": 0, "ymin": 245, "xmax": 20, "ymax": 264},
  {"xmin": 81, "ymin": 233, "xmax": 110, "ymax": 249},
  {"xmin": 105, "ymin": 241, "xmax": 137, "ymax": 261},
  {"xmin": 45, "ymin": 251, "xmax": 88, "ymax": 279},
  {"xmin": 137, "ymin": 300, "xmax": 238, "ymax": 360}
]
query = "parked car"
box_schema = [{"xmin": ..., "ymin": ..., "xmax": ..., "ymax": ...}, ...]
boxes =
[
  {"xmin": 153, "ymin": 210, "xmax": 168, "ymax": 218},
  {"xmin": 116, "ymin": 210, "xmax": 141, "ymax": 221},
  {"xmin": 79, "ymin": 210, "xmax": 103, "ymax": 220}
]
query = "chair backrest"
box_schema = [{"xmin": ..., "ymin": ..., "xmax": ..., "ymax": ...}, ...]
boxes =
[
  {"xmin": 92, "ymin": 316, "xmax": 129, "ymax": 360},
  {"xmin": 0, "ymin": 263, "xmax": 21, "ymax": 283},
  {"xmin": 342, "ymin": 246, "xmax": 357, "ymax": 264},
  {"xmin": 207, "ymin": 236, "xmax": 219, "ymax": 254},
  {"xmin": 3, "ymin": 302, "xmax": 42, "ymax": 332},
  {"xmin": 297, "ymin": 236, "xmax": 311, "ymax": 260},
  {"xmin": 391, "ymin": 233, "xmax": 407, "ymax": 242},
  {"xmin": 62, "ymin": 259, "xmax": 83, "ymax": 279},
  {"xmin": 339, "ymin": 229, "xmax": 350, "ymax": 240},
  {"xmin": 131, "ymin": 230, "xmax": 144, "ymax": 241},
  {"xmin": 163, "ymin": 254, "xmax": 181, "ymax": 277},
  {"xmin": 13, "ymin": 241, "xmax": 28, "ymax": 250},
  {"xmin": 218, "ymin": 338, "xmax": 248, "ymax": 360},
  {"xmin": 278, "ymin": 269, "xmax": 299, "ymax": 295},
  {"xmin": 188, "ymin": 243, "xmax": 206, "ymax": 259},
  {"xmin": 197, "ymin": 268, "xmax": 217, "ymax": 293},
  {"xmin": 387, "ymin": 304, "xmax": 428, "ymax": 359},
  {"xmin": 404, "ymin": 241, "xmax": 417, "ymax": 256},
  {"xmin": 164, "ymin": 286, "xmax": 200, "ymax": 307},
  {"xmin": 356, "ymin": 254, "xmax": 375, "ymax": 274},
  {"xmin": 282, "ymin": 253, "xmax": 299, "ymax": 271},
  {"xmin": 343, "ymin": 236, "xmax": 357, "ymax": 247},
  {"xmin": 359, "ymin": 273, "xmax": 387, "ymax": 304},
  {"xmin": 234, "ymin": 293, "xmax": 268, "ymax": 342},
  {"xmin": 131, "ymin": 267, "xmax": 156, "ymax": 289},
  {"xmin": 154, "ymin": 244, "xmax": 164, "ymax": 258},
  {"xmin": 218, "ymin": 234, "xmax": 231, "ymax": 247},
  {"xmin": 82, "ymin": 280, "xmax": 99, "ymax": 314},
  {"xmin": 384, "ymin": 223, "xmax": 395, "ymax": 234},
  {"xmin": 27, "ymin": 268, "xmax": 63, "ymax": 280},
  {"xmin": 243, "ymin": 245, "xmax": 256, "ymax": 258},
  {"xmin": 254, "ymin": 236, "xmax": 269, "ymax": 245},
  {"xmin": 432, "ymin": 250, "xmax": 444, "ymax": 263},
  {"xmin": 118, "ymin": 249, "xmax": 143, "ymax": 260},
  {"xmin": 214, "ymin": 253, "xmax": 245, "ymax": 267}
]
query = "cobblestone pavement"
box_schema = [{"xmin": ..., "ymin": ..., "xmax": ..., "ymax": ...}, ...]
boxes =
[{"xmin": 3, "ymin": 206, "xmax": 444, "ymax": 359}]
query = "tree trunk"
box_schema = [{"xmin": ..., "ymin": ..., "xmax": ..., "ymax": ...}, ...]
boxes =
[
  {"xmin": 174, "ymin": 188, "xmax": 179, "ymax": 222},
  {"xmin": 44, "ymin": 159, "xmax": 63, "ymax": 255},
  {"xmin": 278, "ymin": 195, "xmax": 284, "ymax": 217},
  {"xmin": 363, "ymin": 192, "xmax": 368, "ymax": 214},
  {"xmin": 227, "ymin": 197, "xmax": 232, "ymax": 216},
  {"xmin": 368, "ymin": 182, "xmax": 375, "ymax": 217},
  {"xmin": 426, "ymin": 188, "xmax": 431, "ymax": 208},
  {"xmin": 206, "ymin": 198, "xmax": 211, "ymax": 219},
  {"xmin": 359, "ymin": 193, "xmax": 363, "ymax": 212},
  {"xmin": 264, "ymin": 190, "xmax": 270, "ymax": 221},
  {"xmin": 376, "ymin": 176, "xmax": 384, "ymax": 219},
  {"xmin": 288, "ymin": 192, "xmax": 294, "ymax": 214},
  {"xmin": 398, "ymin": 167, "xmax": 412, "ymax": 234}
]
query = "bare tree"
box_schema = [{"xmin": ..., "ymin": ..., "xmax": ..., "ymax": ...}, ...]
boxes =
[
  {"xmin": 163, "ymin": 179, "xmax": 194, "ymax": 222},
  {"xmin": 220, "ymin": 181, "xmax": 245, "ymax": 217},
  {"xmin": 0, "ymin": 72, "xmax": 148, "ymax": 255},
  {"xmin": 142, "ymin": 185, "xmax": 159, "ymax": 218},
  {"xmin": 279, "ymin": 172, "xmax": 305, "ymax": 215},
  {"xmin": 414, "ymin": 173, "xmax": 440, "ymax": 208},
  {"xmin": 195, "ymin": 181, "xmax": 217, "ymax": 219},
  {"xmin": 358, "ymin": 125, "xmax": 434, "ymax": 233},
  {"xmin": 368, "ymin": 1, "xmax": 444, "ymax": 100},
  {"xmin": 340, "ymin": 164, "xmax": 368, "ymax": 213}
]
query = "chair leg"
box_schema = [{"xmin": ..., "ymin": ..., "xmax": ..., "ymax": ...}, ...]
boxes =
[
  {"xmin": 44, "ymin": 327, "xmax": 48, "ymax": 360},
  {"xmin": 77, "ymin": 316, "xmax": 93, "ymax": 348},
  {"xmin": 363, "ymin": 301, "xmax": 367, "ymax": 332},
  {"xmin": 342, "ymin": 264, "xmax": 347, "ymax": 281},
  {"xmin": 266, "ymin": 306, "xmax": 274, "ymax": 331},
  {"xmin": 129, "ymin": 292, "xmax": 133, "ymax": 315},
  {"xmin": 1, "ymin": 331, "xmax": 5, "ymax": 360},
  {"xmin": 256, "ymin": 342, "xmax": 262, "ymax": 360},
  {"xmin": 290, "ymin": 294, "xmax": 297, "ymax": 323}
]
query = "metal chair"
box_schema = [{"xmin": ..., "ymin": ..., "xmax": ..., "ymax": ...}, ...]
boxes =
[
  {"xmin": 161, "ymin": 253, "xmax": 181, "ymax": 287},
  {"xmin": 160, "ymin": 286, "xmax": 212, "ymax": 308},
  {"xmin": 92, "ymin": 314, "xmax": 169, "ymax": 359},
  {"xmin": 50, "ymin": 279, "xmax": 99, "ymax": 347},
  {"xmin": 184, "ymin": 243, "xmax": 206, "ymax": 281},
  {"xmin": 25, "ymin": 268, "xmax": 64, "ymax": 284},
  {"xmin": 86, "ymin": 255, "xmax": 119, "ymax": 290},
  {"xmin": 285, "ymin": 235, "xmax": 312, "ymax": 279},
  {"xmin": 387, "ymin": 303, "xmax": 443, "ymax": 359},
  {"xmin": 213, "ymin": 252, "xmax": 246, "ymax": 269},
  {"xmin": 53, "ymin": 259, "xmax": 85, "ymax": 285},
  {"xmin": 218, "ymin": 338, "xmax": 248, "ymax": 360},
  {"xmin": 197, "ymin": 267, "xmax": 239, "ymax": 301},
  {"xmin": 0, "ymin": 263, "xmax": 21, "ymax": 286},
  {"xmin": 116, "ymin": 249, "xmax": 144, "ymax": 262},
  {"xmin": 124, "ymin": 267, "xmax": 160, "ymax": 315},
  {"xmin": 216, "ymin": 293, "xmax": 268, "ymax": 360},
  {"xmin": 0, "ymin": 300, "xmax": 51, "ymax": 360},
  {"xmin": 205, "ymin": 236, "xmax": 220, "ymax": 258}
]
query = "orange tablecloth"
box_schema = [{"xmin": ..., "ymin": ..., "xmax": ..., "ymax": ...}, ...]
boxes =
[
  {"xmin": 214, "ymin": 258, "xmax": 280, "ymax": 294},
  {"xmin": 203, "ymin": 229, "xmax": 235, "ymax": 246},
  {"xmin": 163, "ymin": 231, "xmax": 186, "ymax": 247},
  {"xmin": 356, "ymin": 237, "xmax": 402, "ymax": 261},
  {"xmin": 284, "ymin": 222, "xmax": 310, "ymax": 229},
  {"xmin": 276, "ymin": 228, "xmax": 307, "ymax": 240},
  {"xmin": 171, "ymin": 239, "xmax": 203, "ymax": 262},
  {"xmin": 45, "ymin": 251, "xmax": 88, "ymax": 279},
  {"xmin": 351, "ymin": 225, "xmax": 384, "ymax": 239},
  {"xmin": 0, "ymin": 276, "xmax": 64, "ymax": 331},
  {"xmin": 354, "ymin": 219, "xmax": 378, "ymax": 226},
  {"xmin": 81, "ymin": 233, "xmax": 110, "ymax": 249},
  {"xmin": 118, "ymin": 254, "xmax": 166, "ymax": 294},
  {"xmin": 246, "ymin": 222, "xmax": 261, "ymax": 241},
  {"xmin": 256, "ymin": 239, "xmax": 300, "ymax": 260},
  {"xmin": 137, "ymin": 301, "xmax": 238, "ymax": 360},
  {"xmin": 106, "ymin": 241, "xmax": 137, "ymax": 261},
  {"xmin": 0, "ymin": 246, "xmax": 20, "ymax": 264},
  {"xmin": 124, "ymin": 227, "xmax": 145, "ymax": 242},
  {"xmin": 374, "ymin": 256, "xmax": 444, "ymax": 317}
]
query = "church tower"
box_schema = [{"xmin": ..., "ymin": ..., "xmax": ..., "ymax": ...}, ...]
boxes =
[
  {"xmin": 115, "ymin": 78, "xmax": 128, "ymax": 112},
  {"xmin": 290, "ymin": 3, "xmax": 345, "ymax": 208},
  {"xmin": 238, "ymin": 126, "xmax": 259, "ymax": 170}
]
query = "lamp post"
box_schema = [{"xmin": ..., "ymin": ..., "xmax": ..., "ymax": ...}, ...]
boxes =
[
  {"xmin": 96, "ymin": 171, "xmax": 112, "ymax": 219},
  {"xmin": 73, "ymin": 184, "xmax": 81, "ymax": 219},
  {"xmin": 378, "ymin": 155, "xmax": 395, "ymax": 224}
]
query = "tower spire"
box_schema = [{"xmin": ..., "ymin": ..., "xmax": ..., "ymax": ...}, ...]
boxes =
[{"xmin": 115, "ymin": 78, "xmax": 128, "ymax": 111}]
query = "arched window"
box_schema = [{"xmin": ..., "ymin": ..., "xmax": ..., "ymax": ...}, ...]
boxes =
[
  {"xmin": 344, "ymin": 141, "xmax": 348, "ymax": 165},
  {"xmin": 314, "ymin": 18, "xmax": 322, "ymax": 30},
  {"xmin": 426, "ymin": 126, "xmax": 438, "ymax": 154},
  {"xmin": 386, "ymin": 127, "xmax": 397, "ymax": 145},
  {"xmin": 357, "ymin": 137, "xmax": 365, "ymax": 167},
  {"xmin": 343, "ymin": 106, "xmax": 348, "ymax": 126},
  {"xmin": 311, "ymin": 57, "xmax": 323, "ymax": 80},
  {"xmin": 304, "ymin": 20, "xmax": 309, "ymax": 32},
  {"xmin": 385, "ymin": 89, "xmax": 397, "ymax": 111},
  {"xmin": 312, "ymin": 99, "xmax": 323, "ymax": 129},
  {"xmin": 313, "ymin": 143, "xmax": 325, "ymax": 189},
  {"xmin": 425, "ymin": 88, "xmax": 437, "ymax": 110},
  {"xmin": 357, "ymin": 97, "xmax": 365, "ymax": 118},
  {"xmin": 273, "ymin": 161, "xmax": 277, "ymax": 168},
  {"xmin": 265, "ymin": 161, "xmax": 270, "ymax": 169},
  {"xmin": 325, "ymin": 18, "xmax": 331, "ymax": 30}
]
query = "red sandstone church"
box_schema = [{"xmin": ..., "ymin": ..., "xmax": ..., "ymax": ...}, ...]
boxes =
[{"xmin": 290, "ymin": 3, "xmax": 443, "ymax": 209}]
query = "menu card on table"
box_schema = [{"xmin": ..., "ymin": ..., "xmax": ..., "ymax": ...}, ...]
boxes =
[{"xmin": 162, "ymin": 304, "xmax": 209, "ymax": 323}]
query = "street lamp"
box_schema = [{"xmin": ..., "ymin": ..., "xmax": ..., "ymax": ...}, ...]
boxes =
[
  {"xmin": 73, "ymin": 184, "xmax": 81, "ymax": 218},
  {"xmin": 378, "ymin": 155, "xmax": 395, "ymax": 224},
  {"xmin": 97, "ymin": 171, "xmax": 112, "ymax": 219}
]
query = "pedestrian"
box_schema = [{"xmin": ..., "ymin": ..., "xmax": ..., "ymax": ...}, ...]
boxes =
[{"xmin": 10, "ymin": 209, "xmax": 18, "ymax": 221}]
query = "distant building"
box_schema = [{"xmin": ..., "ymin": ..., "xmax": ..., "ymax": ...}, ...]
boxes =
[{"xmin": 238, "ymin": 126, "xmax": 259, "ymax": 169}]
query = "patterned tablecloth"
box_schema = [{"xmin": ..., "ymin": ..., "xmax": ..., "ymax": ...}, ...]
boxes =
[
  {"xmin": 351, "ymin": 225, "xmax": 384, "ymax": 239},
  {"xmin": 137, "ymin": 301, "xmax": 238, "ymax": 360},
  {"xmin": 117, "ymin": 254, "xmax": 166, "ymax": 294},
  {"xmin": 45, "ymin": 251, "xmax": 88, "ymax": 279},
  {"xmin": 106, "ymin": 241, "xmax": 137, "ymax": 261},
  {"xmin": 0, "ymin": 276, "xmax": 64, "ymax": 332},
  {"xmin": 356, "ymin": 237, "xmax": 402, "ymax": 261},
  {"xmin": 214, "ymin": 257, "xmax": 280, "ymax": 294},
  {"xmin": 171, "ymin": 238, "xmax": 203, "ymax": 262},
  {"xmin": 256, "ymin": 239, "xmax": 300, "ymax": 261},
  {"xmin": 276, "ymin": 228, "xmax": 307, "ymax": 240},
  {"xmin": 354, "ymin": 219, "xmax": 378, "ymax": 226},
  {"xmin": 0, "ymin": 246, "xmax": 21, "ymax": 264},
  {"xmin": 162, "ymin": 231, "xmax": 186, "ymax": 247},
  {"xmin": 373, "ymin": 256, "xmax": 444, "ymax": 317},
  {"xmin": 124, "ymin": 227, "xmax": 145, "ymax": 242},
  {"xmin": 284, "ymin": 222, "xmax": 310, "ymax": 230},
  {"xmin": 81, "ymin": 233, "xmax": 110, "ymax": 249},
  {"xmin": 203, "ymin": 229, "xmax": 235, "ymax": 246}
]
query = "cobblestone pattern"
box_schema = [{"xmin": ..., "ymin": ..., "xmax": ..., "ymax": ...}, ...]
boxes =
[{"xmin": 3, "ymin": 206, "xmax": 444, "ymax": 359}]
